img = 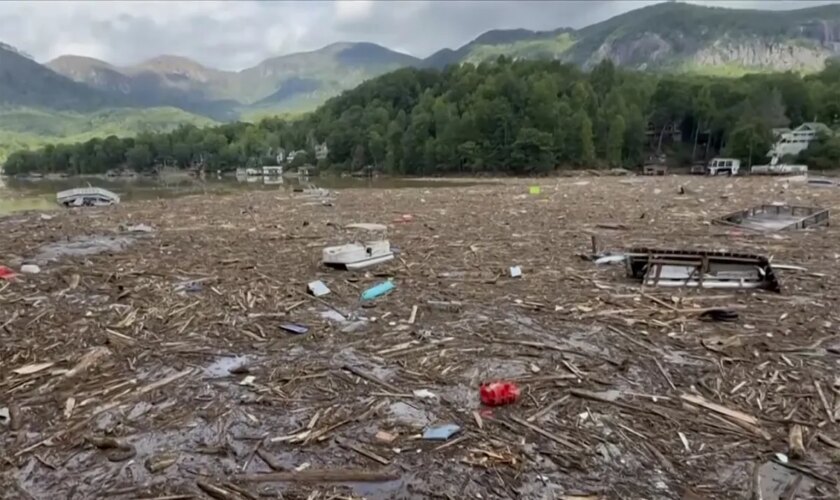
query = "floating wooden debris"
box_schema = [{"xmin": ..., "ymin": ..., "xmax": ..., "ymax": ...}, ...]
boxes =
[
  {"xmin": 807, "ymin": 177, "xmax": 839, "ymax": 188},
  {"xmin": 56, "ymin": 187, "xmax": 120, "ymax": 207},
  {"xmin": 4, "ymin": 176, "xmax": 839, "ymax": 498},
  {"xmin": 12, "ymin": 361, "xmax": 55, "ymax": 375},
  {"xmin": 235, "ymin": 469, "xmax": 400, "ymax": 483},
  {"xmin": 714, "ymin": 204, "xmax": 829, "ymax": 232}
]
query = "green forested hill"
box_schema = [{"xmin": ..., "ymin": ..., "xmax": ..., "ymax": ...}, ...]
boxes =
[
  {"xmin": 32, "ymin": 2, "xmax": 840, "ymax": 122},
  {"xmin": 4, "ymin": 1, "xmax": 840, "ymax": 166},
  {"xmin": 0, "ymin": 43, "xmax": 119, "ymax": 111},
  {"xmin": 0, "ymin": 107, "xmax": 216, "ymax": 164},
  {"xmin": 6, "ymin": 58, "xmax": 840, "ymax": 175}
]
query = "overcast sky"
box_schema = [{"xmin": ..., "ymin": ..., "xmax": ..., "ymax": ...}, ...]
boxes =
[{"xmin": 0, "ymin": 0, "xmax": 837, "ymax": 71}]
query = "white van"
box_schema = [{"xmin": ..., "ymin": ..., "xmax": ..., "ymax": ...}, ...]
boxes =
[{"xmin": 706, "ymin": 158, "xmax": 740, "ymax": 176}]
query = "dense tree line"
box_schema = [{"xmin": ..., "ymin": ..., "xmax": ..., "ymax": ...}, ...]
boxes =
[{"xmin": 4, "ymin": 57, "xmax": 840, "ymax": 176}]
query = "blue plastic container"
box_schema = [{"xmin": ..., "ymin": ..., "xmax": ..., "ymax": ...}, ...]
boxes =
[{"xmin": 361, "ymin": 280, "xmax": 395, "ymax": 301}]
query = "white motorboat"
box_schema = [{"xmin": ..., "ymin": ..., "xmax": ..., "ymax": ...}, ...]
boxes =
[{"xmin": 322, "ymin": 240, "xmax": 394, "ymax": 270}]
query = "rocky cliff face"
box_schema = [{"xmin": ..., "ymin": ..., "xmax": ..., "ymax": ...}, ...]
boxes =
[
  {"xmin": 692, "ymin": 39, "xmax": 832, "ymax": 72},
  {"xmin": 443, "ymin": 3, "xmax": 840, "ymax": 74},
  {"xmin": 586, "ymin": 33, "xmax": 675, "ymax": 70},
  {"xmin": 583, "ymin": 32, "xmax": 840, "ymax": 73}
]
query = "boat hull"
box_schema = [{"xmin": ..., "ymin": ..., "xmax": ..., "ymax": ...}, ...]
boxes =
[{"xmin": 322, "ymin": 241, "xmax": 394, "ymax": 270}]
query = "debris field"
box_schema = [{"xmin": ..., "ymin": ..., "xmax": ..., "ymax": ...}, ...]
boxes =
[{"xmin": 1, "ymin": 175, "xmax": 839, "ymax": 500}]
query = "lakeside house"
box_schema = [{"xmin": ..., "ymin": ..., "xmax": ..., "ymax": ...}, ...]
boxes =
[
  {"xmin": 287, "ymin": 150, "xmax": 307, "ymax": 163},
  {"xmin": 262, "ymin": 165, "xmax": 283, "ymax": 176},
  {"xmin": 768, "ymin": 122, "xmax": 831, "ymax": 158},
  {"xmin": 315, "ymin": 142, "xmax": 329, "ymax": 161}
]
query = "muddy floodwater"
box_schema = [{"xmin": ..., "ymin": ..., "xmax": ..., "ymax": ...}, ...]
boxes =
[
  {"xmin": 0, "ymin": 174, "xmax": 487, "ymax": 215},
  {"xmin": 1, "ymin": 175, "xmax": 839, "ymax": 499}
]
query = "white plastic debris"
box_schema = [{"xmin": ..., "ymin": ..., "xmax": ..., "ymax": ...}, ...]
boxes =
[
  {"xmin": 126, "ymin": 223, "xmax": 154, "ymax": 233},
  {"xmin": 319, "ymin": 310, "xmax": 346, "ymax": 322},
  {"xmin": 308, "ymin": 280, "xmax": 331, "ymax": 297},
  {"xmin": 20, "ymin": 264, "xmax": 41, "ymax": 274},
  {"xmin": 509, "ymin": 266, "xmax": 522, "ymax": 278},
  {"xmin": 412, "ymin": 389, "xmax": 437, "ymax": 399},
  {"xmin": 240, "ymin": 375, "xmax": 256, "ymax": 387},
  {"xmin": 595, "ymin": 255, "xmax": 626, "ymax": 265},
  {"xmin": 345, "ymin": 223, "xmax": 387, "ymax": 231}
]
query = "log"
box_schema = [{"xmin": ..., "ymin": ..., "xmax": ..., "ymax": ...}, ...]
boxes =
[{"xmin": 234, "ymin": 469, "xmax": 399, "ymax": 483}]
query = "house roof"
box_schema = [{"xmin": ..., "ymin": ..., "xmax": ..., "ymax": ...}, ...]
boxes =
[{"xmin": 797, "ymin": 122, "xmax": 830, "ymax": 133}]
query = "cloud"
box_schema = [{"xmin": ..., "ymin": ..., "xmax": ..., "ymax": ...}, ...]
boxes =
[
  {"xmin": 334, "ymin": 0, "xmax": 375, "ymax": 22},
  {"xmin": 0, "ymin": 0, "xmax": 837, "ymax": 71}
]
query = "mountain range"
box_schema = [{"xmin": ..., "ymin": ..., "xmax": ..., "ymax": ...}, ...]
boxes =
[
  {"xmin": 42, "ymin": 41, "xmax": 417, "ymax": 120},
  {"xmin": 2, "ymin": 1, "xmax": 840, "ymax": 151}
]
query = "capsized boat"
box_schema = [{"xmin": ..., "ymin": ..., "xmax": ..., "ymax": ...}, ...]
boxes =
[{"xmin": 56, "ymin": 187, "xmax": 120, "ymax": 207}]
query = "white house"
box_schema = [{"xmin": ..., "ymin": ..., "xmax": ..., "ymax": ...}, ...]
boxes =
[
  {"xmin": 262, "ymin": 166, "xmax": 283, "ymax": 176},
  {"xmin": 768, "ymin": 122, "xmax": 831, "ymax": 158},
  {"xmin": 315, "ymin": 142, "xmax": 329, "ymax": 161}
]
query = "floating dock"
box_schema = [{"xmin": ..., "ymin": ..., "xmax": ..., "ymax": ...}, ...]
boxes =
[
  {"xmin": 625, "ymin": 247, "xmax": 781, "ymax": 292},
  {"xmin": 714, "ymin": 204, "xmax": 829, "ymax": 232}
]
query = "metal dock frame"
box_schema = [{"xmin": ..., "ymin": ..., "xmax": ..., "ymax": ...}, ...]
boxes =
[{"xmin": 713, "ymin": 204, "xmax": 829, "ymax": 232}]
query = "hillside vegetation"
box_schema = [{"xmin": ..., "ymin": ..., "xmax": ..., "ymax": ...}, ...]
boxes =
[
  {"xmin": 3, "ymin": 2, "xmax": 837, "ymax": 132},
  {"xmin": 3, "ymin": 3, "xmax": 840, "ymax": 171},
  {"xmin": 0, "ymin": 107, "xmax": 216, "ymax": 164},
  {"xmin": 6, "ymin": 58, "xmax": 840, "ymax": 175},
  {"xmin": 0, "ymin": 44, "xmax": 119, "ymax": 111}
]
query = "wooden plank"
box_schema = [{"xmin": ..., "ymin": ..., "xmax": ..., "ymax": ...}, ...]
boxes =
[
  {"xmin": 234, "ymin": 469, "xmax": 399, "ymax": 483},
  {"xmin": 510, "ymin": 416, "xmax": 583, "ymax": 452},
  {"xmin": 680, "ymin": 393, "xmax": 759, "ymax": 426}
]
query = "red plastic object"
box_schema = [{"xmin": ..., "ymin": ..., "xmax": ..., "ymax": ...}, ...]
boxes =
[
  {"xmin": 0, "ymin": 266, "xmax": 16, "ymax": 281},
  {"xmin": 480, "ymin": 381, "xmax": 520, "ymax": 406}
]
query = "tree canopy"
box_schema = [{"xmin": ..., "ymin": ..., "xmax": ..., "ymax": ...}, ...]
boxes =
[{"xmin": 5, "ymin": 57, "xmax": 840, "ymax": 176}]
